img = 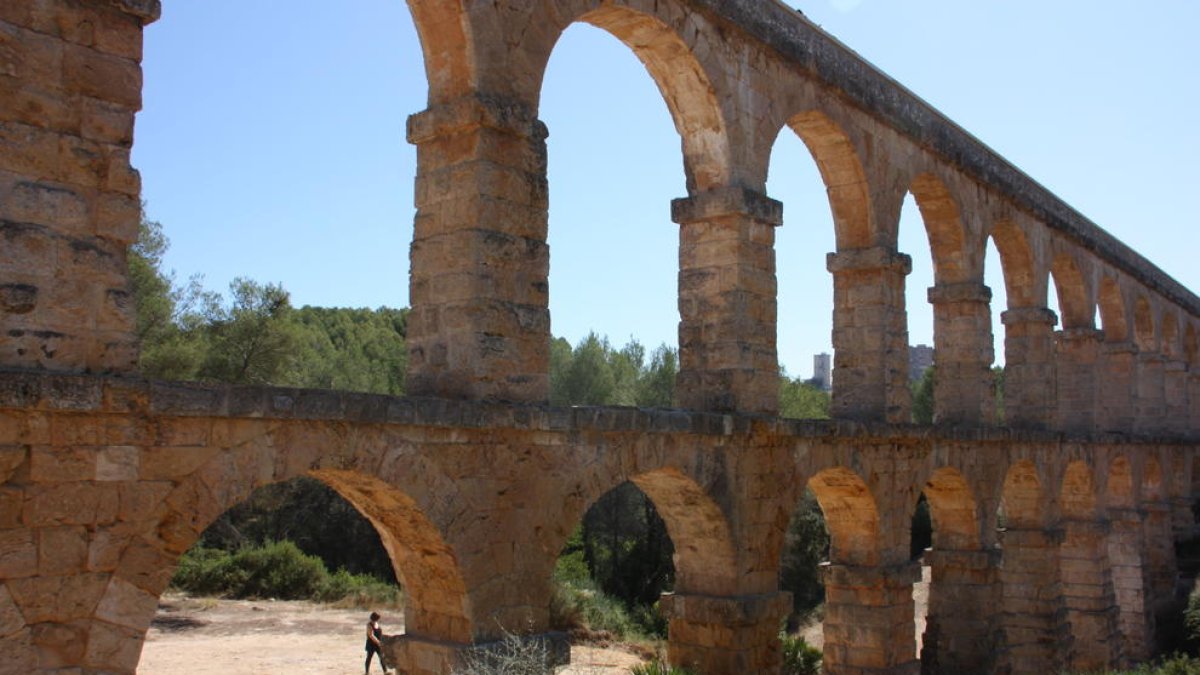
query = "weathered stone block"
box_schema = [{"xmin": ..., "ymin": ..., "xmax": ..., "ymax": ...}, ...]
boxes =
[
  {"xmin": 62, "ymin": 43, "xmax": 139, "ymax": 109},
  {"xmin": 0, "ymin": 528, "xmax": 37, "ymax": 578},
  {"xmin": 36, "ymin": 525, "xmax": 87, "ymax": 576},
  {"xmin": 7, "ymin": 572, "xmax": 107, "ymax": 623}
]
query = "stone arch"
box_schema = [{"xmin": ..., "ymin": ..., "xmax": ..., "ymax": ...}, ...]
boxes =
[
  {"xmin": 1061, "ymin": 460, "xmax": 1099, "ymax": 519},
  {"xmin": 1108, "ymin": 457, "xmax": 1134, "ymax": 509},
  {"xmin": 1098, "ymin": 276, "xmax": 1129, "ymax": 342},
  {"xmin": 781, "ymin": 110, "xmax": 873, "ymax": 248},
  {"xmin": 990, "ymin": 219, "xmax": 1038, "ymax": 307},
  {"xmin": 529, "ymin": 2, "xmax": 731, "ymax": 192},
  {"xmin": 910, "ymin": 173, "xmax": 969, "ymax": 284},
  {"xmin": 1001, "ymin": 459, "xmax": 1044, "ymax": 528},
  {"xmin": 922, "ymin": 467, "xmax": 981, "ymax": 551},
  {"xmin": 1134, "ymin": 295, "xmax": 1156, "ymax": 351},
  {"xmin": 151, "ymin": 441, "xmax": 473, "ymax": 643},
  {"xmin": 407, "ymin": 0, "xmax": 474, "ymax": 105},
  {"xmin": 626, "ymin": 467, "xmax": 739, "ymax": 595},
  {"xmin": 314, "ymin": 469, "xmax": 472, "ymax": 641},
  {"xmin": 1161, "ymin": 311, "xmax": 1180, "ymax": 359},
  {"xmin": 808, "ymin": 467, "xmax": 880, "ymax": 566},
  {"xmin": 1050, "ymin": 253, "xmax": 1093, "ymax": 330}
]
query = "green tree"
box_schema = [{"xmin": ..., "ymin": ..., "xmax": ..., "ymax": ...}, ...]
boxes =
[
  {"xmin": 128, "ymin": 215, "xmax": 211, "ymax": 380},
  {"xmin": 779, "ymin": 371, "xmax": 831, "ymax": 419},
  {"xmin": 911, "ymin": 365, "xmax": 936, "ymax": 424},
  {"xmin": 635, "ymin": 344, "xmax": 676, "ymax": 407},
  {"xmin": 554, "ymin": 332, "xmax": 616, "ymax": 405},
  {"xmin": 198, "ymin": 278, "xmax": 302, "ymax": 385},
  {"xmin": 290, "ymin": 306, "xmax": 408, "ymax": 395},
  {"xmin": 780, "ymin": 491, "xmax": 829, "ymax": 621}
]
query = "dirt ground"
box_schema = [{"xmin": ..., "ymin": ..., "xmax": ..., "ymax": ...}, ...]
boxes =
[
  {"xmin": 138, "ymin": 593, "xmax": 645, "ymax": 674},
  {"xmin": 139, "ymin": 569, "xmax": 929, "ymax": 674}
]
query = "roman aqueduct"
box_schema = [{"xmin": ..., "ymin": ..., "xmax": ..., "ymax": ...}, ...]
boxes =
[{"xmin": 1, "ymin": 0, "xmax": 1198, "ymax": 673}]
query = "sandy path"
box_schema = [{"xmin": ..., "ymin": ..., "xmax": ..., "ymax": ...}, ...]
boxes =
[{"xmin": 139, "ymin": 594, "xmax": 644, "ymax": 674}]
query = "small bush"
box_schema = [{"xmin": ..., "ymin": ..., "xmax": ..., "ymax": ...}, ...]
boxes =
[
  {"xmin": 228, "ymin": 540, "xmax": 327, "ymax": 599},
  {"xmin": 781, "ymin": 633, "xmax": 822, "ymax": 675},
  {"xmin": 318, "ymin": 568, "xmax": 402, "ymax": 608},
  {"xmin": 549, "ymin": 572, "xmax": 663, "ymax": 641},
  {"xmin": 171, "ymin": 546, "xmax": 236, "ymax": 596},
  {"xmin": 452, "ymin": 632, "xmax": 556, "ymax": 675}
]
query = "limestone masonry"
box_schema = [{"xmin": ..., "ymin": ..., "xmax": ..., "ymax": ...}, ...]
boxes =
[{"xmin": 1, "ymin": 1, "xmax": 1197, "ymax": 673}]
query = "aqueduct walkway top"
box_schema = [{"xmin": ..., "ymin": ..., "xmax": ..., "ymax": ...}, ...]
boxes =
[{"xmin": 0, "ymin": 1, "xmax": 1197, "ymax": 673}]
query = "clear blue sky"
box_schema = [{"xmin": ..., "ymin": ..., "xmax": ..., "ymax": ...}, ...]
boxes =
[{"xmin": 134, "ymin": 1, "xmax": 1200, "ymax": 379}]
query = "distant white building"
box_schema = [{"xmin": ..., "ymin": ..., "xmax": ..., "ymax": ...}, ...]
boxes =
[{"xmin": 812, "ymin": 352, "xmax": 832, "ymax": 391}]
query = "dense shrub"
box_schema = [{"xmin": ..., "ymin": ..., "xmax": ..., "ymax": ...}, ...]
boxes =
[
  {"xmin": 172, "ymin": 541, "xmax": 400, "ymax": 606},
  {"xmin": 781, "ymin": 633, "xmax": 822, "ymax": 675}
]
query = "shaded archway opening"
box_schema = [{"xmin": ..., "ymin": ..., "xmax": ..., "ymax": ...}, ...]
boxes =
[
  {"xmin": 551, "ymin": 466, "xmax": 744, "ymax": 659},
  {"xmin": 552, "ymin": 480, "xmax": 676, "ymax": 641},
  {"xmin": 767, "ymin": 120, "xmax": 837, "ymax": 414},
  {"xmin": 541, "ymin": 22, "xmax": 681, "ymax": 362},
  {"xmin": 912, "ymin": 468, "xmax": 983, "ymax": 666},
  {"xmin": 778, "ymin": 489, "xmax": 831, "ymax": 636},
  {"xmin": 140, "ymin": 470, "xmax": 473, "ymax": 671}
]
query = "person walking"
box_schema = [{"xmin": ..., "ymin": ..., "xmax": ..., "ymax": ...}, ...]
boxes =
[{"xmin": 365, "ymin": 611, "xmax": 389, "ymax": 674}]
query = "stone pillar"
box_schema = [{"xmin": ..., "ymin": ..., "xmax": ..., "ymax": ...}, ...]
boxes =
[
  {"xmin": 1142, "ymin": 501, "xmax": 1179, "ymax": 613},
  {"xmin": 1058, "ymin": 519, "xmax": 1122, "ymax": 672},
  {"xmin": 927, "ymin": 282, "xmax": 995, "ymax": 425},
  {"xmin": 384, "ymin": 632, "xmax": 569, "ymax": 675},
  {"xmin": 671, "ymin": 187, "xmax": 781, "ymax": 414},
  {"xmin": 920, "ymin": 549, "xmax": 999, "ymax": 674},
  {"xmin": 996, "ymin": 527, "xmax": 1070, "ymax": 673},
  {"xmin": 821, "ymin": 562, "xmax": 921, "ymax": 674},
  {"xmin": 405, "ymin": 93, "xmax": 551, "ymax": 402},
  {"xmin": 1000, "ymin": 307, "xmax": 1058, "ymax": 428},
  {"xmin": 827, "ymin": 246, "xmax": 912, "ymax": 423},
  {"xmin": 1135, "ymin": 353, "xmax": 1167, "ymax": 433},
  {"xmin": 1098, "ymin": 342, "xmax": 1138, "ymax": 433},
  {"xmin": 1055, "ymin": 329, "xmax": 1103, "ymax": 433},
  {"xmin": 1163, "ymin": 359, "xmax": 1188, "ymax": 434},
  {"xmin": 659, "ymin": 591, "xmax": 791, "ymax": 674},
  {"xmin": 0, "ymin": 0, "xmax": 160, "ymax": 374},
  {"xmin": 1107, "ymin": 508, "xmax": 1152, "ymax": 663}
]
